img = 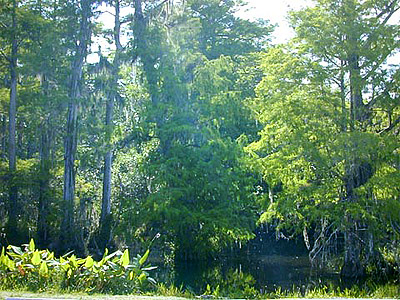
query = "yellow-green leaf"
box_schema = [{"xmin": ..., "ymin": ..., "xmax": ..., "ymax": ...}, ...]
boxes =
[
  {"xmin": 139, "ymin": 249, "xmax": 149, "ymax": 266},
  {"xmin": 39, "ymin": 261, "xmax": 48, "ymax": 276},
  {"xmin": 29, "ymin": 239, "xmax": 35, "ymax": 252},
  {"xmin": 85, "ymin": 256, "xmax": 94, "ymax": 269},
  {"xmin": 138, "ymin": 272, "xmax": 146, "ymax": 284},
  {"xmin": 120, "ymin": 249, "xmax": 129, "ymax": 267},
  {"xmin": 31, "ymin": 250, "xmax": 41, "ymax": 265},
  {"xmin": 5, "ymin": 256, "xmax": 15, "ymax": 271}
]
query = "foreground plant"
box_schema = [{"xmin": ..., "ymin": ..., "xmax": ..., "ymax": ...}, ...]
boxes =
[{"xmin": 0, "ymin": 239, "xmax": 156, "ymax": 294}]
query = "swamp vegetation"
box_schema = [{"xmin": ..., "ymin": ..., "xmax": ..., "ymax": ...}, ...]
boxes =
[{"xmin": 0, "ymin": 0, "xmax": 400, "ymax": 297}]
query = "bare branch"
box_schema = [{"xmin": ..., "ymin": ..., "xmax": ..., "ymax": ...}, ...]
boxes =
[{"xmin": 102, "ymin": 10, "xmax": 115, "ymax": 17}]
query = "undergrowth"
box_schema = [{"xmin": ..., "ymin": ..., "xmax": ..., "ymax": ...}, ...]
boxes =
[
  {"xmin": 0, "ymin": 239, "xmax": 155, "ymax": 294},
  {"xmin": 1, "ymin": 240, "xmax": 399, "ymax": 299}
]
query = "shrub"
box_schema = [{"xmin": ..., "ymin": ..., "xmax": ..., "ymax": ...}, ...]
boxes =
[{"xmin": 0, "ymin": 239, "xmax": 156, "ymax": 294}]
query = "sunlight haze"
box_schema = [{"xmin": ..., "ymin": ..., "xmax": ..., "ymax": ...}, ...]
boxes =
[{"xmin": 238, "ymin": 0, "xmax": 312, "ymax": 43}]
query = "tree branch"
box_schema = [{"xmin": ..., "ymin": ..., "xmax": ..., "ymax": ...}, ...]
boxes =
[
  {"xmin": 366, "ymin": 90, "xmax": 389, "ymax": 110},
  {"xmin": 102, "ymin": 10, "xmax": 115, "ymax": 17},
  {"xmin": 0, "ymin": 50, "xmax": 10, "ymax": 62},
  {"xmin": 362, "ymin": 51, "xmax": 392, "ymax": 81},
  {"xmin": 379, "ymin": 114, "xmax": 400, "ymax": 134},
  {"xmin": 144, "ymin": 0, "xmax": 169, "ymax": 22},
  {"xmin": 0, "ymin": 21, "xmax": 8, "ymax": 29},
  {"xmin": 362, "ymin": 0, "xmax": 400, "ymax": 51}
]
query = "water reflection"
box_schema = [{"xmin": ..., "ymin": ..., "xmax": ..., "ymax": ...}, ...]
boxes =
[{"xmin": 153, "ymin": 254, "xmax": 341, "ymax": 295}]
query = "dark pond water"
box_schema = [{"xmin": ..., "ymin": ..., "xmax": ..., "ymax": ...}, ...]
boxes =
[
  {"xmin": 153, "ymin": 254, "xmax": 342, "ymax": 294},
  {"xmin": 151, "ymin": 235, "xmax": 345, "ymax": 295}
]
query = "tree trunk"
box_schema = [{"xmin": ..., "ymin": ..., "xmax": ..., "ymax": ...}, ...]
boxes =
[
  {"xmin": 99, "ymin": 101, "xmax": 113, "ymax": 249},
  {"xmin": 349, "ymin": 53, "xmax": 367, "ymax": 126},
  {"xmin": 341, "ymin": 220, "xmax": 365, "ymax": 278},
  {"xmin": 59, "ymin": 0, "xmax": 91, "ymax": 253},
  {"xmin": 340, "ymin": 61, "xmax": 347, "ymax": 132},
  {"xmin": 339, "ymin": 1, "xmax": 370, "ymax": 277},
  {"xmin": 1, "ymin": 114, "xmax": 6, "ymax": 158},
  {"xmin": 98, "ymin": 0, "xmax": 123, "ymax": 251},
  {"xmin": 37, "ymin": 118, "xmax": 51, "ymax": 248},
  {"xmin": 341, "ymin": 163, "xmax": 363, "ymax": 278},
  {"xmin": 6, "ymin": 0, "xmax": 20, "ymax": 244}
]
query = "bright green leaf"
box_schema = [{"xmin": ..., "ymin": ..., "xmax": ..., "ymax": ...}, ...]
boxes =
[
  {"xmin": 29, "ymin": 239, "xmax": 35, "ymax": 252},
  {"xmin": 139, "ymin": 249, "xmax": 149, "ymax": 266},
  {"xmin": 85, "ymin": 256, "xmax": 94, "ymax": 269},
  {"xmin": 39, "ymin": 261, "xmax": 48, "ymax": 276},
  {"xmin": 138, "ymin": 272, "xmax": 146, "ymax": 284},
  {"xmin": 120, "ymin": 249, "xmax": 129, "ymax": 267},
  {"xmin": 31, "ymin": 250, "xmax": 41, "ymax": 265}
]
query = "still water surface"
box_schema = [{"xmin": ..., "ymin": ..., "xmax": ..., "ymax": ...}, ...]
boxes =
[{"xmin": 154, "ymin": 254, "xmax": 341, "ymax": 294}]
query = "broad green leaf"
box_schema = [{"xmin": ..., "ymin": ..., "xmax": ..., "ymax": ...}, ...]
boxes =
[
  {"xmin": 39, "ymin": 261, "xmax": 48, "ymax": 276},
  {"xmin": 0, "ymin": 247, "xmax": 5, "ymax": 265},
  {"xmin": 59, "ymin": 257, "xmax": 69, "ymax": 271},
  {"xmin": 138, "ymin": 272, "xmax": 146, "ymax": 284},
  {"xmin": 31, "ymin": 250, "xmax": 41, "ymax": 265},
  {"xmin": 99, "ymin": 248, "xmax": 109, "ymax": 266},
  {"xmin": 85, "ymin": 256, "xmax": 94, "ymax": 269},
  {"xmin": 120, "ymin": 249, "xmax": 129, "ymax": 267},
  {"xmin": 139, "ymin": 249, "xmax": 149, "ymax": 266},
  {"xmin": 5, "ymin": 256, "xmax": 15, "ymax": 270},
  {"xmin": 29, "ymin": 239, "xmax": 35, "ymax": 252},
  {"xmin": 69, "ymin": 255, "xmax": 77, "ymax": 268}
]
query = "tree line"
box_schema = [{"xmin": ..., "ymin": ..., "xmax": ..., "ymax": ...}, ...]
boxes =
[{"xmin": 0, "ymin": 0, "xmax": 399, "ymax": 279}]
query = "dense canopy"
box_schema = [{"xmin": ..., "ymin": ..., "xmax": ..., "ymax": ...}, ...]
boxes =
[{"xmin": 0, "ymin": 0, "xmax": 399, "ymax": 282}]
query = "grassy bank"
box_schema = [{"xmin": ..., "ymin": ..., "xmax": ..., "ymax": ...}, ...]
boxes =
[
  {"xmin": 1, "ymin": 282, "xmax": 399, "ymax": 299},
  {"xmin": 0, "ymin": 291, "xmax": 186, "ymax": 300}
]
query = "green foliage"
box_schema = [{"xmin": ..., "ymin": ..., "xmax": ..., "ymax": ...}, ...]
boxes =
[
  {"xmin": 204, "ymin": 270, "xmax": 260, "ymax": 299},
  {"xmin": 268, "ymin": 281, "xmax": 400, "ymax": 299},
  {"xmin": 143, "ymin": 130, "xmax": 257, "ymax": 259},
  {"xmin": 1, "ymin": 0, "xmax": 399, "ymax": 290},
  {"xmin": 156, "ymin": 283, "xmax": 194, "ymax": 298},
  {"xmin": 187, "ymin": 0, "xmax": 274, "ymax": 59},
  {"xmin": 246, "ymin": 46, "xmax": 346, "ymax": 233},
  {"xmin": 0, "ymin": 239, "xmax": 156, "ymax": 294},
  {"xmin": 246, "ymin": 0, "xmax": 400, "ymax": 273},
  {"xmin": 117, "ymin": 0, "xmax": 272, "ymax": 260}
]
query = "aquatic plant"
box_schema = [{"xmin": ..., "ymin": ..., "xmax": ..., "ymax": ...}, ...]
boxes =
[{"xmin": 0, "ymin": 239, "xmax": 155, "ymax": 294}]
